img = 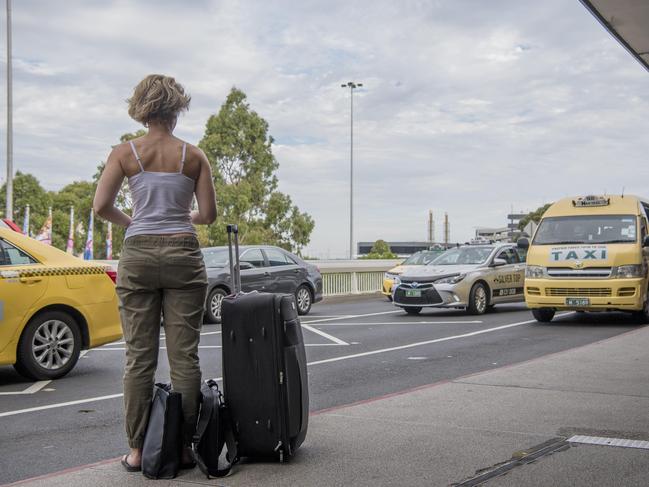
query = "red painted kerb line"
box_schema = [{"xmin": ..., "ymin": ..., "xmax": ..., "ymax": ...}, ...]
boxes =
[{"xmin": 3, "ymin": 324, "xmax": 647, "ymax": 486}]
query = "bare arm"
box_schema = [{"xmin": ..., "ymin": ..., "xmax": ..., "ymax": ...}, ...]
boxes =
[
  {"xmin": 93, "ymin": 147, "xmax": 132, "ymax": 227},
  {"xmin": 191, "ymin": 150, "xmax": 217, "ymax": 225}
]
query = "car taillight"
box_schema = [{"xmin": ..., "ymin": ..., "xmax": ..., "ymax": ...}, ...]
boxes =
[{"xmin": 106, "ymin": 270, "xmax": 117, "ymax": 284}]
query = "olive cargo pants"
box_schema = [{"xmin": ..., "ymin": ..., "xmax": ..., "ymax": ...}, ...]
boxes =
[{"xmin": 116, "ymin": 235, "xmax": 207, "ymax": 448}]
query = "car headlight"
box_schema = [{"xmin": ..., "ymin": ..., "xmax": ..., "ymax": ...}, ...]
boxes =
[
  {"xmin": 611, "ymin": 265, "xmax": 645, "ymax": 279},
  {"xmin": 384, "ymin": 272, "xmax": 397, "ymax": 280},
  {"xmin": 435, "ymin": 274, "xmax": 465, "ymax": 284},
  {"xmin": 392, "ymin": 276, "xmax": 401, "ymax": 285},
  {"xmin": 525, "ymin": 266, "xmax": 547, "ymax": 278}
]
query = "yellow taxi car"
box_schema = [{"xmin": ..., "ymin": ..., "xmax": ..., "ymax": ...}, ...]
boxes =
[
  {"xmin": 0, "ymin": 226, "xmax": 122, "ymax": 380},
  {"xmin": 382, "ymin": 250, "xmax": 443, "ymax": 300}
]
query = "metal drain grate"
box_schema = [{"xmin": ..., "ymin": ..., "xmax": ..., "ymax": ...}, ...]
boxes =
[{"xmin": 568, "ymin": 435, "xmax": 649, "ymax": 450}]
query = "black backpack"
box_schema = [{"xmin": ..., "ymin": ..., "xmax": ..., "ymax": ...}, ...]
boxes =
[
  {"xmin": 191, "ymin": 379, "xmax": 238, "ymax": 478},
  {"xmin": 141, "ymin": 383, "xmax": 183, "ymax": 479}
]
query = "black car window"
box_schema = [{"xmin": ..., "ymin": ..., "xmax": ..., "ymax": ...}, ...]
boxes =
[
  {"xmin": 240, "ymin": 248, "xmax": 265, "ymax": 268},
  {"xmin": 495, "ymin": 248, "xmax": 518, "ymax": 264},
  {"xmin": 0, "ymin": 239, "xmax": 37, "ymax": 266},
  {"xmin": 265, "ymin": 248, "xmax": 292, "ymax": 267}
]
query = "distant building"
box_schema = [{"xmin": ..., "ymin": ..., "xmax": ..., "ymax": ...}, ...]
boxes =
[
  {"xmin": 357, "ymin": 241, "xmax": 448, "ymax": 258},
  {"xmin": 507, "ymin": 213, "xmax": 527, "ymax": 237},
  {"xmin": 474, "ymin": 227, "xmax": 510, "ymax": 242}
]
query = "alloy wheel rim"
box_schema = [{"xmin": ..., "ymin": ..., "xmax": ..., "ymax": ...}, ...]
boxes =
[
  {"xmin": 32, "ymin": 320, "xmax": 74, "ymax": 370},
  {"xmin": 211, "ymin": 293, "xmax": 224, "ymax": 319},
  {"xmin": 297, "ymin": 288, "xmax": 310, "ymax": 312},
  {"xmin": 475, "ymin": 287, "xmax": 487, "ymax": 313}
]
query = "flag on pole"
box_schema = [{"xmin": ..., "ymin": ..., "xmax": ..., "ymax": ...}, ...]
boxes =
[
  {"xmin": 35, "ymin": 207, "xmax": 52, "ymax": 245},
  {"xmin": 66, "ymin": 206, "xmax": 75, "ymax": 254},
  {"xmin": 22, "ymin": 205, "xmax": 30, "ymax": 235},
  {"xmin": 106, "ymin": 222, "xmax": 113, "ymax": 260},
  {"xmin": 83, "ymin": 211, "xmax": 94, "ymax": 260}
]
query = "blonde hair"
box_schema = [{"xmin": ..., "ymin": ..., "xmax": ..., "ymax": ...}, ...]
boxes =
[{"xmin": 127, "ymin": 74, "xmax": 191, "ymax": 127}]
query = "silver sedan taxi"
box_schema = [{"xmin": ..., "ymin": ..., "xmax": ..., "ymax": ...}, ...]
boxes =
[{"xmin": 392, "ymin": 243, "xmax": 525, "ymax": 315}]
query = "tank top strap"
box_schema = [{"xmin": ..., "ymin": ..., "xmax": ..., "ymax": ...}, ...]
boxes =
[
  {"xmin": 179, "ymin": 142, "xmax": 187, "ymax": 173},
  {"xmin": 129, "ymin": 141, "xmax": 144, "ymax": 172}
]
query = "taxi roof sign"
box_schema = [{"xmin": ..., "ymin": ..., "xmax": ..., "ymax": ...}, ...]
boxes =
[{"xmin": 572, "ymin": 195, "xmax": 610, "ymax": 207}]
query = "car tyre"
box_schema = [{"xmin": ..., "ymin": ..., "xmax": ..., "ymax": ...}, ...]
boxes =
[
  {"xmin": 532, "ymin": 308, "xmax": 555, "ymax": 323},
  {"xmin": 467, "ymin": 283, "xmax": 489, "ymax": 315},
  {"xmin": 632, "ymin": 294, "xmax": 649, "ymax": 324},
  {"xmin": 14, "ymin": 311, "xmax": 82, "ymax": 380},
  {"xmin": 404, "ymin": 307, "xmax": 422, "ymax": 315},
  {"xmin": 295, "ymin": 285, "xmax": 313, "ymax": 315},
  {"xmin": 206, "ymin": 288, "xmax": 228, "ymax": 324}
]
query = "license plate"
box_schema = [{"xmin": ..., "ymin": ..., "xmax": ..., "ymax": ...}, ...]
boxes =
[
  {"xmin": 566, "ymin": 297, "xmax": 590, "ymax": 307},
  {"xmin": 405, "ymin": 289, "xmax": 422, "ymax": 297}
]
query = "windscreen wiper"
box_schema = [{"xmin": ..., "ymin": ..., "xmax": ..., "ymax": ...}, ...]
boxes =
[{"xmin": 599, "ymin": 239, "xmax": 634, "ymax": 244}]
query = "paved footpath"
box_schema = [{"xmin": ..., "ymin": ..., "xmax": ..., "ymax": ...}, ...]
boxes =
[{"xmin": 6, "ymin": 324, "xmax": 649, "ymax": 486}]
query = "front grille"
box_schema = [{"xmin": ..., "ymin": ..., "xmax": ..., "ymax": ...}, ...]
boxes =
[
  {"xmin": 546, "ymin": 267, "xmax": 612, "ymax": 278},
  {"xmin": 400, "ymin": 282, "xmax": 435, "ymax": 290},
  {"xmin": 527, "ymin": 287, "xmax": 541, "ymax": 296},
  {"xmin": 394, "ymin": 286, "xmax": 443, "ymax": 305},
  {"xmin": 618, "ymin": 287, "xmax": 636, "ymax": 297},
  {"xmin": 546, "ymin": 288, "xmax": 612, "ymax": 297}
]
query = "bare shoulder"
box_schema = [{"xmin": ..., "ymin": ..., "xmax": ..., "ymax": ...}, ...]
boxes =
[{"xmin": 180, "ymin": 142, "xmax": 210, "ymax": 179}]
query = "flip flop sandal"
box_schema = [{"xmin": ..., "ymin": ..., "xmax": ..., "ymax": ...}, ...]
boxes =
[{"xmin": 121, "ymin": 455, "xmax": 141, "ymax": 472}]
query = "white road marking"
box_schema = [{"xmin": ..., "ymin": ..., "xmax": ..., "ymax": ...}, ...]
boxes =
[
  {"xmin": 301, "ymin": 324, "xmax": 349, "ymax": 345},
  {"xmin": 316, "ymin": 321, "xmax": 483, "ymax": 326},
  {"xmin": 0, "ymin": 314, "xmax": 564, "ymax": 418},
  {"xmin": 306, "ymin": 318, "xmax": 540, "ymax": 366},
  {"xmin": 0, "ymin": 380, "xmax": 52, "ymax": 396},
  {"xmin": 407, "ymin": 357, "xmax": 427, "ymax": 360},
  {"xmin": 303, "ymin": 310, "xmax": 400, "ymax": 325}
]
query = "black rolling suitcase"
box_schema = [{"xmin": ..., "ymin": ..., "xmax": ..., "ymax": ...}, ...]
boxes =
[{"xmin": 220, "ymin": 224, "xmax": 309, "ymax": 462}]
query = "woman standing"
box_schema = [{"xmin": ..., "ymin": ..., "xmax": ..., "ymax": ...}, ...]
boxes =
[{"xmin": 94, "ymin": 74, "xmax": 217, "ymax": 471}]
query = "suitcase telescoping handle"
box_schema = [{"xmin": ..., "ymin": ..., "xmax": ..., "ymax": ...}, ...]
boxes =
[{"xmin": 226, "ymin": 224, "xmax": 242, "ymax": 294}]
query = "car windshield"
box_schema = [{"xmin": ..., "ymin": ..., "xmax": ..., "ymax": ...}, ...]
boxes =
[
  {"xmin": 430, "ymin": 246, "xmax": 493, "ymax": 265},
  {"xmin": 533, "ymin": 215, "xmax": 637, "ymax": 245},
  {"xmin": 403, "ymin": 251, "xmax": 439, "ymax": 265},
  {"xmin": 201, "ymin": 248, "xmax": 230, "ymax": 268}
]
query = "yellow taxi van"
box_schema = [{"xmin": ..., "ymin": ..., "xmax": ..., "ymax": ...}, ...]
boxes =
[{"xmin": 518, "ymin": 195, "xmax": 649, "ymax": 322}]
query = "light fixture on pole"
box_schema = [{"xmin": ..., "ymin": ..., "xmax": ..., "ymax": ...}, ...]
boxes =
[
  {"xmin": 341, "ymin": 81, "xmax": 362, "ymax": 260},
  {"xmin": 5, "ymin": 0, "xmax": 13, "ymax": 221}
]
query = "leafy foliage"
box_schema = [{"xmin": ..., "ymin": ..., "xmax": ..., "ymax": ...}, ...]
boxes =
[
  {"xmin": 518, "ymin": 203, "xmax": 552, "ymax": 231},
  {"xmin": 199, "ymin": 87, "xmax": 314, "ymax": 254},
  {"xmin": 360, "ymin": 239, "xmax": 398, "ymax": 259}
]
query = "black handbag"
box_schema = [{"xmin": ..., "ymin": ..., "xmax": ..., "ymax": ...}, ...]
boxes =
[
  {"xmin": 192, "ymin": 379, "xmax": 238, "ymax": 478},
  {"xmin": 141, "ymin": 383, "xmax": 183, "ymax": 479}
]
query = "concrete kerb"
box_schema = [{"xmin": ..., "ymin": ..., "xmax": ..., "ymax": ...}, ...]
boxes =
[{"xmin": 6, "ymin": 323, "xmax": 649, "ymax": 486}]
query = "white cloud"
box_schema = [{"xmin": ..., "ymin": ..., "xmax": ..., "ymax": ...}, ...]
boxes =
[{"xmin": 1, "ymin": 0, "xmax": 648, "ymax": 257}]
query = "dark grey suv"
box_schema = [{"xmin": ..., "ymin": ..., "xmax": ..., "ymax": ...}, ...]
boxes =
[{"xmin": 202, "ymin": 245, "xmax": 323, "ymax": 323}]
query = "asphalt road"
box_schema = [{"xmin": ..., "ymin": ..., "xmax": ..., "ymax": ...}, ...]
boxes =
[{"xmin": 0, "ymin": 295, "xmax": 643, "ymax": 484}]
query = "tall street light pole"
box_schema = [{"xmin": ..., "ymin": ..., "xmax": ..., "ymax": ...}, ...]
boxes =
[
  {"xmin": 341, "ymin": 81, "xmax": 362, "ymax": 260},
  {"xmin": 5, "ymin": 0, "xmax": 13, "ymax": 220}
]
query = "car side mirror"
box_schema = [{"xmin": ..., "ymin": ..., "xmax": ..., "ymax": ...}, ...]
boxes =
[
  {"xmin": 517, "ymin": 238, "xmax": 530, "ymax": 249},
  {"xmin": 239, "ymin": 262, "xmax": 254, "ymax": 270},
  {"xmin": 492, "ymin": 258, "xmax": 507, "ymax": 267},
  {"xmin": 643, "ymin": 236, "xmax": 649, "ymax": 248}
]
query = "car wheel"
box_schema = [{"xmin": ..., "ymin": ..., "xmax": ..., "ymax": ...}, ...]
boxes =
[
  {"xmin": 405, "ymin": 307, "xmax": 422, "ymax": 315},
  {"xmin": 467, "ymin": 283, "xmax": 489, "ymax": 315},
  {"xmin": 532, "ymin": 308, "xmax": 555, "ymax": 323},
  {"xmin": 386, "ymin": 294, "xmax": 393, "ymax": 302},
  {"xmin": 206, "ymin": 288, "xmax": 228, "ymax": 324},
  {"xmin": 632, "ymin": 295, "xmax": 649, "ymax": 324},
  {"xmin": 295, "ymin": 285, "xmax": 312, "ymax": 315},
  {"xmin": 14, "ymin": 311, "xmax": 82, "ymax": 380}
]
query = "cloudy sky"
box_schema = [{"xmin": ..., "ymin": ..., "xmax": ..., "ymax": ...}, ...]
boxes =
[{"xmin": 1, "ymin": 0, "xmax": 648, "ymax": 257}]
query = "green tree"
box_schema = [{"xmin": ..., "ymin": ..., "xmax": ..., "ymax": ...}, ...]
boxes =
[
  {"xmin": 199, "ymin": 87, "xmax": 314, "ymax": 253},
  {"xmin": 518, "ymin": 203, "xmax": 552, "ymax": 231},
  {"xmin": 361, "ymin": 239, "xmax": 398, "ymax": 259},
  {"xmin": 0, "ymin": 171, "xmax": 52, "ymax": 235}
]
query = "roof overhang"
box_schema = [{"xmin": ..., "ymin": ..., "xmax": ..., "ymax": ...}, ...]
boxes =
[{"xmin": 579, "ymin": 0, "xmax": 649, "ymax": 72}]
